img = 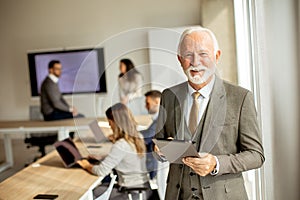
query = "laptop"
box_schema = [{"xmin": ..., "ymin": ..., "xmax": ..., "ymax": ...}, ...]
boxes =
[
  {"xmin": 54, "ymin": 138, "xmax": 100, "ymax": 168},
  {"xmin": 88, "ymin": 120, "xmax": 110, "ymax": 143}
]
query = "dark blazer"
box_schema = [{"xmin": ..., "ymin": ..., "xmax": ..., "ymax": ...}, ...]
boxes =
[
  {"xmin": 40, "ymin": 76, "xmax": 70, "ymax": 115},
  {"xmin": 141, "ymin": 119, "xmax": 158, "ymax": 179},
  {"xmin": 155, "ymin": 76, "xmax": 265, "ymax": 200},
  {"xmin": 142, "ymin": 119, "xmax": 157, "ymax": 145}
]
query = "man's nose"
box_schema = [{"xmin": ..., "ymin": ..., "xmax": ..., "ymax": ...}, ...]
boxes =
[{"xmin": 191, "ymin": 52, "xmax": 200, "ymax": 66}]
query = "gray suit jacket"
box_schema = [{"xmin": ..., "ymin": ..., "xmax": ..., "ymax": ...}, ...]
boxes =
[
  {"xmin": 156, "ymin": 76, "xmax": 265, "ymax": 200},
  {"xmin": 40, "ymin": 76, "xmax": 70, "ymax": 115}
]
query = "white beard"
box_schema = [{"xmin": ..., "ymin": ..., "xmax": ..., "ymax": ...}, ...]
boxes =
[{"xmin": 184, "ymin": 65, "xmax": 215, "ymax": 85}]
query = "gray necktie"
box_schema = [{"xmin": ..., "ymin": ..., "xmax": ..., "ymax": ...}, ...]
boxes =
[{"xmin": 189, "ymin": 92, "xmax": 200, "ymax": 134}]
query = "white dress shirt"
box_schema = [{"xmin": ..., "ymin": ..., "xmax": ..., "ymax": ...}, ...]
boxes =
[{"xmin": 48, "ymin": 74, "xmax": 59, "ymax": 83}]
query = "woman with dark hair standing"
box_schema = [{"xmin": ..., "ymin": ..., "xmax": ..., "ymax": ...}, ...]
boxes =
[
  {"xmin": 118, "ymin": 59, "xmax": 143, "ymax": 104},
  {"xmin": 77, "ymin": 103, "xmax": 152, "ymax": 199}
]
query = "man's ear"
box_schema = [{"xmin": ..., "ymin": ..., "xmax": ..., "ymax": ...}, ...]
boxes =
[
  {"xmin": 177, "ymin": 55, "xmax": 183, "ymax": 65},
  {"xmin": 215, "ymin": 50, "xmax": 221, "ymax": 63},
  {"xmin": 154, "ymin": 98, "xmax": 160, "ymax": 105}
]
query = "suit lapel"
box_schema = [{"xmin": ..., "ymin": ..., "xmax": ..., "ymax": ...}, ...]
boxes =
[{"xmin": 200, "ymin": 77, "xmax": 227, "ymax": 152}]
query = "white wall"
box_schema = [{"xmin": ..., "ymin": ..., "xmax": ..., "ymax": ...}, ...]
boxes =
[
  {"xmin": 0, "ymin": 0, "xmax": 202, "ymax": 120},
  {"xmin": 233, "ymin": 1, "xmax": 300, "ymax": 199},
  {"xmin": 201, "ymin": 0, "xmax": 237, "ymax": 83},
  {"xmin": 262, "ymin": 0, "xmax": 300, "ymax": 199},
  {"xmin": 246, "ymin": 0, "xmax": 300, "ymax": 199},
  {"xmin": 148, "ymin": 27, "xmax": 188, "ymax": 91}
]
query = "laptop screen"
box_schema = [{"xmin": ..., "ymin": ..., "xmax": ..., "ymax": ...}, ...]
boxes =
[
  {"xmin": 88, "ymin": 120, "xmax": 108, "ymax": 143},
  {"xmin": 54, "ymin": 138, "xmax": 82, "ymax": 167}
]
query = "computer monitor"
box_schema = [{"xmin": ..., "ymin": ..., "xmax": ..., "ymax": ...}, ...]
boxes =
[{"xmin": 27, "ymin": 47, "xmax": 107, "ymax": 97}]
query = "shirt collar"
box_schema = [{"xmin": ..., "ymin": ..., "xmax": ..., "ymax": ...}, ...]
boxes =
[
  {"xmin": 48, "ymin": 74, "xmax": 59, "ymax": 83},
  {"xmin": 187, "ymin": 75, "xmax": 215, "ymax": 99},
  {"xmin": 152, "ymin": 112, "xmax": 159, "ymax": 121}
]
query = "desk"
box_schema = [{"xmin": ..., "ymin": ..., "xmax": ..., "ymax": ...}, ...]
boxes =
[
  {"xmin": 0, "ymin": 115, "xmax": 152, "ymax": 173},
  {"xmin": 0, "ymin": 118, "xmax": 94, "ymax": 173},
  {"xmin": 0, "ymin": 141, "xmax": 112, "ymax": 200}
]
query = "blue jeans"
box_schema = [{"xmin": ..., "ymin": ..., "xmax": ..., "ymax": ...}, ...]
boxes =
[{"xmin": 43, "ymin": 110, "xmax": 84, "ymax": 121}]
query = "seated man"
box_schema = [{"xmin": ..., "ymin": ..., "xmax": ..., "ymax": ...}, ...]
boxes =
[
  {"xmin": 40, "ymin": 60, "xmax": 84, "ymax": 121},
  {"xmin": 140, "ymin": 90, "xmax": 161, "ymax": 179}
]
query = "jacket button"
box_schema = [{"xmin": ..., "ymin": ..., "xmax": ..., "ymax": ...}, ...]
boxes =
[
  {"xmin": 191, "ymin": 187, "xmax": 197, "ymax": 191},
  {"xmin": 176, "ymin": 184, "xmax": 180, "ymax": 188},
  {"xmin": 189, "ymin": 172, "xmax": 195, "ymax": 176},
  {"xmin": 179, "ymin": 164, "xmax": 183, "ymax": 168}
]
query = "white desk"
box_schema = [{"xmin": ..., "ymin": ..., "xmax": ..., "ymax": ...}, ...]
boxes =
[
  {"xmin": 0, "ymin": 118, "xmax": 98, "ymax": 173},
  {"xmin": 0, "ymin": 116, "xmax": 152, "ymax": 173}
]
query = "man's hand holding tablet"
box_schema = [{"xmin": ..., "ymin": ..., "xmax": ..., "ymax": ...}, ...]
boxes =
[
  {"xmin": 182, "ymin": 153, "xmax": 217, "ymax": 177},
  {"xmin": 152, "ymin": 138, "xmax": 203, "ymax": 164},
  {"xmin": 152, "ymin": 138, "xmax": 217, "ymax": 176}
]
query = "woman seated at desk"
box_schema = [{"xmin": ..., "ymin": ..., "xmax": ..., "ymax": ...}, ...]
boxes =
[{"xmin": 78, "ymin": 103, "xmax": 152, "ymax": 200}]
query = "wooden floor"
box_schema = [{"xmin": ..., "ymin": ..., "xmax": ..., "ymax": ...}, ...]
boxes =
[{"xmin": 0, "ymin": 136, "xmax": 54, "ymax": 182}]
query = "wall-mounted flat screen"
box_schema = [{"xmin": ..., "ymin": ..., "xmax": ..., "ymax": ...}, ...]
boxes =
[{"xmin": 28, "ymin": 48, "xmax": 106, "ymax": 97}]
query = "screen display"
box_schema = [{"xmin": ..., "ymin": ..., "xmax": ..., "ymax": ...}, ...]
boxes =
[{"xmin": 28, "ymin": 48, "xmax": 107, "ymax": 96}]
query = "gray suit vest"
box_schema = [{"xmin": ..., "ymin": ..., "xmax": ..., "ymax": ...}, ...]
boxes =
[{"xmin": 179, "ymin": 108, "xmax": 208, "ymax": 200}]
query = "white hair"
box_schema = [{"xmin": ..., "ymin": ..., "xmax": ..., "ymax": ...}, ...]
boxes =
[{"xmin": 177, "ymin": 26, "xmax": 220, "ymax": 56}]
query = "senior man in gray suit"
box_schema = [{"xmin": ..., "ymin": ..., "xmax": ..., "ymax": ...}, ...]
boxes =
[{"xmin": 155, "ymin": 27, "xmax": 264, "ymax": 200}]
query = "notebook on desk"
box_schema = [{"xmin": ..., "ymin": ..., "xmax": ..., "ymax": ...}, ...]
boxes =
[{"xmin": 54, "ymin": 138, "xmax": 100, "ymax": 168}]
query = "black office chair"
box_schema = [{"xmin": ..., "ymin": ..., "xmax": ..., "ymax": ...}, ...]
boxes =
[
  {"xmin": 24, "ymin": 106, "xmax": 58, "ymax": 161},
  {"xmin": 24, "ymin": 133, "xmax": 57, "ymax": 158}
]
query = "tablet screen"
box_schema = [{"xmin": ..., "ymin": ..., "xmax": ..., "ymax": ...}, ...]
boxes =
[{"xmin": 152, "ymin": 139, "xmax": 201, "ymax": 164}]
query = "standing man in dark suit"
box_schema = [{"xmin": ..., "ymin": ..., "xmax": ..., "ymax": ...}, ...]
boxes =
[
  {"xmin": 141, "ymin": 90, "xmax": 161, "ymax": 180},
  {"xmin": 40, "ymin": 60, "xmax": 84, "ymax": 121},
  {"xmin": 155, "ymin": 27, "xmax": 264, "ymax": 199}
]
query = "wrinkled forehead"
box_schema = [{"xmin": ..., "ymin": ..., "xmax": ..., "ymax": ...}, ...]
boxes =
[{"xmin": 179, "ymin": 31, "xmax": 214, "ymax": 53}]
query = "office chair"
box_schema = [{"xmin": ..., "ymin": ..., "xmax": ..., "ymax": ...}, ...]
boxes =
[
  {"xmin": 24, "ymin": 133, "xmax": 57, "ymax": 157},
  {"xmin": 121, "ymin": 186, "xmax": 150, "ymax": 200},
  {"xmin": 79, "ymin": 174, "xmax": 117, "ymax": 200},
  {"xmin": 24, "ymin": 106, "xmax": 58, "ymax": 161}
]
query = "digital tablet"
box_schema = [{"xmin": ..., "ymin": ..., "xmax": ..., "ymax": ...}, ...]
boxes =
[{"xmin": 152, "ymin": 139, "xmax": 204, "ymax": 164}]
